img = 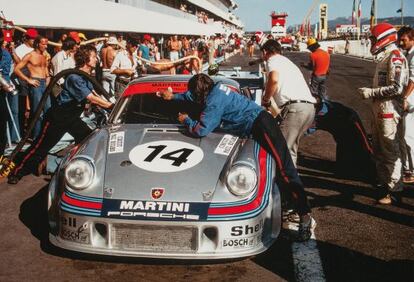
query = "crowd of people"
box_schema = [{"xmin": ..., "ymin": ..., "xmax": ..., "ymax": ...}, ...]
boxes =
[
  {"xmin": 0, "ymin": 29, "xmax": 248, "ymax": 150},
  {"xmin": 1, "ymin": 23, "xmax": 413, "ymax": 242}
]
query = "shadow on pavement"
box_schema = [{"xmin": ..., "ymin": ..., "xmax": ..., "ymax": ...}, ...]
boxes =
[{"xmin": 254, "ymin": 238, "xmax": 413, "ymax": 282}]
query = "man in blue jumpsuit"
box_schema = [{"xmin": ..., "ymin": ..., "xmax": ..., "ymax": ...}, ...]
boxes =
[
  {"xmin": 159, "ymin": 73, "xmax": 315, "ymax": 241},
  {"xmin": 8, "ymin": 45, "xmax": 113, "ymax": 184}
]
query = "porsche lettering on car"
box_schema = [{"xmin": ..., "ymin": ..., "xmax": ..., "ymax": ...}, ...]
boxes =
[{"xmin": 48, "ymin": 74, "xmax": 281, "ymax": 259}]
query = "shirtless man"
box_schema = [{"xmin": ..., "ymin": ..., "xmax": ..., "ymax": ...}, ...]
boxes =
[
  {"xmin": 14, "ymin": 35, "xmax": 51, "ymax": 138},
  {"xmin": 101, "ymin": 36, "xmax": 118, "ymax": 96},
  {"xmin": 169, "ymin": 35, "xmax": 181, "ymax": 62}
]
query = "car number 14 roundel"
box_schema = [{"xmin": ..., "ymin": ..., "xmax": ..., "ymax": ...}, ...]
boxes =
[{"xmin": 129, "ymin": 141, "xmax": 204, "ymax": 173}]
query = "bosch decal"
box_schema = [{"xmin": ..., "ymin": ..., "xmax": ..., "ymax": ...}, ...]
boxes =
[
  {"xmin": 102, "ymin": 199, "xmax": 210, "ymax": 221},
  {"xmin": 222, "ymin": 234, "xmax": 261, "ymax": 249}
]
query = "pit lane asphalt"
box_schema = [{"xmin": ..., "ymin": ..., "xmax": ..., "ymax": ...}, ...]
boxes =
[{"xmin": 0, "ymin": 51, "xmax": 413, "ymax": 282}]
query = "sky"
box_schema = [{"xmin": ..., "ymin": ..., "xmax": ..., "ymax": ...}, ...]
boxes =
[{"xmin": 233, "ymin": 0, "xmax": 414, "ymax": 31}]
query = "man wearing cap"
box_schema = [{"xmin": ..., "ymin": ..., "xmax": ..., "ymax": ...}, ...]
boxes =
[
  {"xmin": 68, "ymin": 31, "xmax": 81, "ymax": 45},
  {"xmin": 101, "ymin": 36, "xmax": 119, "ymax": 96},
  {"xmin": 14, "ymin": 35, "xmax": 51, "ymax": 139},
  {"xmin": 139, "ymin": 34, "xmax": 151, "ymax": 61},
  {"xmin": 302, "ymin": 38, "xmax": 330, "ymax": 101},
  {"xmin": 78, "ymin": 33, "xmax": 87, "ymax": 42},
  {"xmin": 261, "ymin": 39, "xmax": 316, "ymax": 166}
]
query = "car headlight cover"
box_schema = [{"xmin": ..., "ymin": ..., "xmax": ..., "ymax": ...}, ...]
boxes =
[
  {"xmin": 65, "ymin": 158, "xmax": 95, "ymax": 190},
  {"xmin": 226, "ymin": 165, "xmax": 257, "ymax": 196}
]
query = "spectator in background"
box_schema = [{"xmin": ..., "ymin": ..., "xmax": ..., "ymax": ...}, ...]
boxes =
[
  {"xmin": 12, "ymin": 28, "xmax": 38, "ymax": 136},
  {"xmin": 169, "ymin": 35, "xmax": 181, "ymax": 61},
  {"xmin": 111, "ymin": 38, "xmax": 138, "ymax": 97},
  {"xmin": 14, "ymin": 35, "xmax": 51, "ymax": 139},
  {"xmin": 399, "ymin": 28, "xmax": 414, "ymax": 184},
  {"xmin": 182, "ymin": 36, "xmax": 191, "ymax": 57},
  {"xmin": 149, "ymin": 37, "xmax": 158, "ymax": 62},
  {"xmin": 138, "ymin": 34, "xmax": 151, "ymax": 61},
  {"xmin": 0, "ymin": 36, "xmax": 19, "ymax": 144},
  {"xmin": 51, "ymin": 37, "xmax": 77, "ymax": 96},
  {"xmin": 101, "ymin": 36, "xmax": 119, "ymax": 96},
  {"xmin": 78, "ymin": 32, "xmax": 88, "ymax": 42},
  {"xmin": 303, "ymin": 38, "xmax": 330, "ymax": 102},
  {"xmin": 53, "ymin": 33, "xmax": 67, "ymax": 54}
]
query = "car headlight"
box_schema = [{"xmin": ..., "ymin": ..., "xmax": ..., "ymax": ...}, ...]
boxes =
[
  {"xmin": 226, "ymin": 164, "xmax": 257, "ymax": 196},
  {"xmin": 65, "ymin": 157, "xmax": 95, "ymax": 190}
]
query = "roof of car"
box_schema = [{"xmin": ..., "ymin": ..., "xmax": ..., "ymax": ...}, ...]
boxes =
[{"xmin": 123, "ymin": 74, "xmax": 240, "ymax": 97}]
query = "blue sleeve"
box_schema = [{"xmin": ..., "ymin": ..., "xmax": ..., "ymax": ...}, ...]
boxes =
[
  {"xmin": 173, "ymin": 91, "xmax": 193, "ymax": 101},
  {"xmin": 66, "ymin": 75, "xmax": 93, "ymax": 102},
  {"xmin": 183, "ymin": 99, "xmax": 223, "ymax": 137}
]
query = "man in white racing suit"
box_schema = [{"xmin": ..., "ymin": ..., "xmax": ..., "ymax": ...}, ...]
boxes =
[{"xmin": 358, "ymin": 23, "xmax": 409, "ymax": 205}]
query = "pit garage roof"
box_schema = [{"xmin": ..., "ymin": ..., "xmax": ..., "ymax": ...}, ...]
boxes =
[{"xmin": 0, "ymin": 0, "xmax": 223, "ymax": 35}]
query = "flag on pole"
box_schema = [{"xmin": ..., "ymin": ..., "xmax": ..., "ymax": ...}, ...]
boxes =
[
  {"xmin": 352, "ymin": 0, "xmax": 356, "ymax": 25},
  {"xmin": 370, "ymin": 0, "xmax": 376, "ymax": 28},
  {"xmin": 358, "ymin": 0, "xmax": 362, "ymax": 18}
]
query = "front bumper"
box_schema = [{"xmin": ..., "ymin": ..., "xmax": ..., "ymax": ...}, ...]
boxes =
[{"xmin": 49, "ymin": 206, "xmax": 280, "ymax": 259}]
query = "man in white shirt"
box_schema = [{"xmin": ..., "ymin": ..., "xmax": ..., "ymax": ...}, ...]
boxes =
[
  {"xmin": 111, "ymin": 39, "xmax": 138, "ymax": 97},
  {"xmin": 400, "ymin": 28, "xmax": 414, "ymax": 184},
  {"xmin": 51, "ymin": 37, "xmax": 77, "ymax": 84},
  {"xmin": 261, "ymin": 39, "xmax": 316, "ymax": 165}
]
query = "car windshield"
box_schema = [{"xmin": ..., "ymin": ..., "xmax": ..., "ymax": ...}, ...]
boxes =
[{"xmin": 113, "ymin": 93, "xmax": 203, "ymax": 124}]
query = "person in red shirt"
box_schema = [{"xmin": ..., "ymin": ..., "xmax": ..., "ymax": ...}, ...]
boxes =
[{"xmin": 303, "ymin": 38, "xmax": 330, "ymax": 102}]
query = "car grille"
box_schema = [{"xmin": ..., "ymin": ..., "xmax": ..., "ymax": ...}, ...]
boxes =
[{"xmin": 111, "ymin": 224, "xmax": 197, "ymax": 252}]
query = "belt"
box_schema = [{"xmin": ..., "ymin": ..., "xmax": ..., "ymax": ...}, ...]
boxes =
[
  {"xmin": 378, "ymin": 113, "xmax": 394, "ymax": 119},
  {"xmin": 282, "ymin": 100, "xmax": 315, "ymax": 107}
]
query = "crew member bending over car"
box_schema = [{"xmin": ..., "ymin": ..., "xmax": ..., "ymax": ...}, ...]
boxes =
[
  {"xmin": 8, "ymin": 45, "xmax": 114, "ymax": 184},
  {"xmin": 158, "ymin": 73, "xmax": 315, "ymax": 241}
]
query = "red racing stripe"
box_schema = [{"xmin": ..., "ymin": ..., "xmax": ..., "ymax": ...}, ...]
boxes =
[
  {"xmin": 62, "ymin": 193, "xmax": 102, "ymax": 210},
  {"xmin": 208, "ymin": 146, "xmax": 268, "ymax": 215}
]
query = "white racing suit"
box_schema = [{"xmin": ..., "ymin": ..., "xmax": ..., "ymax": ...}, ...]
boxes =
[{"xmin": 366, "ymin": 46, "xmax": 409, "ymax": 193}]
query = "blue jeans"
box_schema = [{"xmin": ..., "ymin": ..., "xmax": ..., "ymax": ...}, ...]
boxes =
[
  {"xmin": 6, "ymin": 92, "xmax": 20, "ymax": 142},
  {"xmin": 30, "ymin": 78, "xmax": 50, "ymax": 139}
]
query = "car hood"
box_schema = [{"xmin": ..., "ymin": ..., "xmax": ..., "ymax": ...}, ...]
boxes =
[{"xmin": 103, "ymin": 124, "xmax": 239, "ymax": 202}]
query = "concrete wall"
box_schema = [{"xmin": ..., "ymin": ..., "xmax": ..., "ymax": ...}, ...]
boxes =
[{"xmin": 299, "ymin": 40, "xmax": 373, "ymax": 59}]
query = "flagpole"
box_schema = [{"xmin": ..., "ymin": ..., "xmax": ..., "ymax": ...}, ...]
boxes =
[{"xmin": 401, "ymin": 0, "xmax": 404, "ymax": 25}]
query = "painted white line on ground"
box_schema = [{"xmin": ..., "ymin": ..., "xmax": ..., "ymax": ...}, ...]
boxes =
[{"xmin": 285, "ymin": 218, "xmax": 326, "ymax": 282}]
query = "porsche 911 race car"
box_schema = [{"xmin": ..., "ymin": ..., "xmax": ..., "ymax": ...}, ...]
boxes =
[{"xmin": 48, "ymin": 74, "xmax": 281, "ymax": 259}]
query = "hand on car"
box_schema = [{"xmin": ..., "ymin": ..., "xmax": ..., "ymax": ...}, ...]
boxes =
[
  {"xmin": 156, "ymin": 87, "xmax": 173, "ymax": 100},
  {"xmin": 178, "ymin": 112, "xmax": 188, "ymax": 123}
]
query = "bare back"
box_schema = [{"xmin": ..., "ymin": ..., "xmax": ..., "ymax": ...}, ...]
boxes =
[{"xmin": 102, "ymin": 46, "xmax": 117, "ymax": 69}]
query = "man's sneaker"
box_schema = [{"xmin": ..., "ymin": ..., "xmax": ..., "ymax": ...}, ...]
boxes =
[
  {"xmin": 378, "ymin": 193, "xmax": 401, "ymax": 205},
  {"xmin": 282, "ymin": 209, "xmax": 300, "ymax": 229},
  {"xmin": 7, "ymin": 174, "xmax": 22, "ymax": 185},
  {"xmin": 403, "ymin": 175, "xmax": 414, "ymax": 184},
  {"xmin": 296, "ymin": 214, "xmax": 316, "ymax": 242}
]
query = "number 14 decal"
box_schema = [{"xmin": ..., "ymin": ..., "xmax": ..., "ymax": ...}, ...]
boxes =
[{"xmin": 144, "ymin": 145, "xmax": 194, "ymax": 167}]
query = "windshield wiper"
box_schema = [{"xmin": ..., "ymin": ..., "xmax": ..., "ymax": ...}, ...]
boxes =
[{"xmin": 133, "ymin": 111, "xmax": 172, "ymax": 121}]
